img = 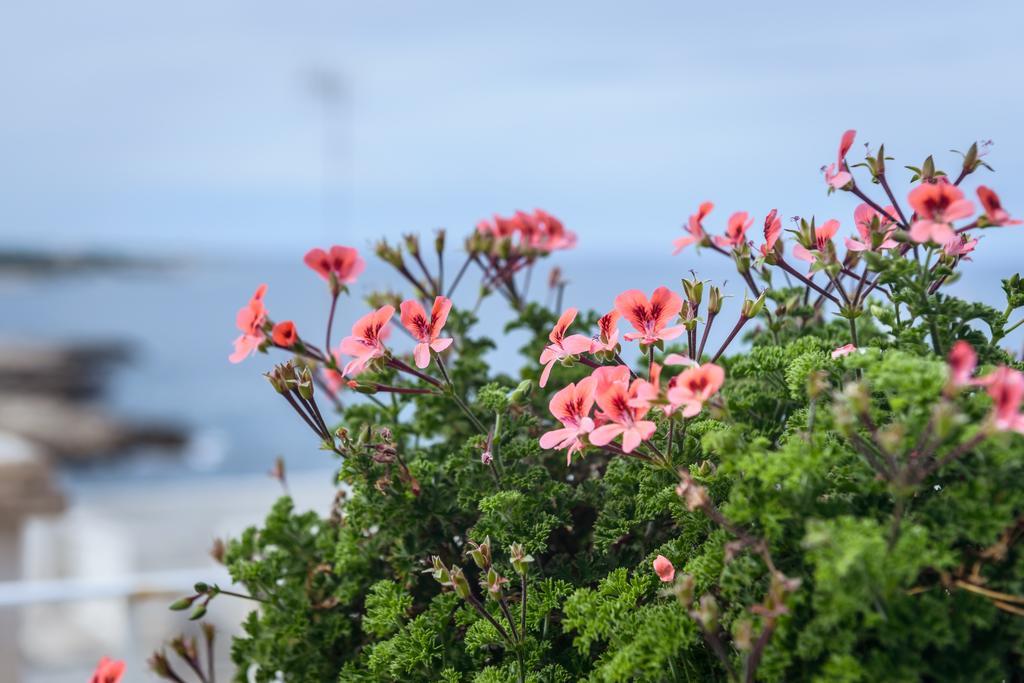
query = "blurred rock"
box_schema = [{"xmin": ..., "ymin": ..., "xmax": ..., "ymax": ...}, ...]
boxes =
[{"xmin": 0, "ymin": 340, "xmax": 186, "ymax": 464}]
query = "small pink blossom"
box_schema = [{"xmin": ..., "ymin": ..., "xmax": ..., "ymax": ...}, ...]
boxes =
[
  {"xmin": 673, "ymin": 201, "xmax": 713, "ymax": 254},
  {"xmin": 823, "ymin": 129, "xmax": 856, "ymax": 189},
  {"xmin": 793, "ymin": 219, "xmax": 840, "ymax": 263},
  {"xmin": 400, "ymin": 296, "xmax": 454, "ymax": 369},
  {"xmin": 588, "ymin": 378, "xmax": 657, "ymax": 453},
  {"xmin": 229, "ymin": 284, "xmax": 268, "ymax": 364},
  {"xmin": 943, "ymin": 233, "xmax": 978, "ymax": 258},
  {"xmin": 90, "ymin": 657, "xmax": 125, "ymax": 683},
  {"xmin": 712, "ymin": 211, "xmax": 754, "ymax": 249},
  {"xmin": 908, "ymin": 181, "xmax": 974, "ymax": 245},
  {"xmin": 539, "ymin": 377, "xmax": 597, "ymax": 464},
  {"xmin": 845, "ymin": 203, "xmax": 899, "ymax": 252},
  {"xmin": 666, "ymin": 363, "xmax": 725, "ymax": 418},
  {"xmin": 628, "ymin": 362, "xmax": 667, "ymax": 415},
  {"xmin": 272, "ymin": 321, "xmax": 298, "ymax": 348},
  {"xmin": 615, "ymin": 287, "xmax": 686, "ymax": 345},
  {"xmin": 977, "ymin": 186, "xmax": 1022, "ymax": 227},
  {"xmin": 947, "ymin": 340, "xmax": 977, "ymax": 387},
  {"xmin": 304, "ymin": 245, "xmax": 366, "ymax": 285},
  {"xmin": 538, "ymin": 308, "xmax": 593, "ymax": 387},
  {"xmin": 979, "ymin": 366, "xmax": 1024, "ymax": 433},
  {"xmin": 758, "ymin": 209, "xmax": 782, "ymax": 257},
  {"xmin": 653, "ymin": 555, "xmax": 675, "ymax": 582},
  {"xmin": 831, "ymin": 344, "xmax": 857, "ymax": 359},
  {"xmin": 590, "ymin": 309, "xmax": 621, "ymax": 354},
  {"xmin": 339, "ymin": 305, "xmax": 394, "ymax": 376}
]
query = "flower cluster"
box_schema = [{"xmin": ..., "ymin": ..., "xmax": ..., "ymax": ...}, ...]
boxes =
[
  {"xmin": 537, "ymin": 284, "xmax": 728, "ymax": 464},
  {"xmin": 672, "ymin": 130, "xmax": 1021, "ymax": 352},
  {"xmin": 475, "ymin": 208, "xmax": 578, "ymax": 255}
]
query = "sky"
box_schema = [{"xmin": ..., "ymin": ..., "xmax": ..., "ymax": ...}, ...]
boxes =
[{"xmin": 2, "ymin": 0, "xmax": 1024, "ymax": 257}]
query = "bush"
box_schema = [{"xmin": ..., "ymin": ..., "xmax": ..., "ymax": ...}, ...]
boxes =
[{"xmin": 162, "ymin": 133, "xmax": 1024, "ymax": 682}]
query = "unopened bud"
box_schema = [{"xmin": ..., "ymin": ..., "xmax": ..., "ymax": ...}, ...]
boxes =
[
  {"xmin": 707, "ymin": 286, "xmax": 723, "ymax": 315},
  {"xmin": 734, "ymin": 618, "xmax": 754, "ymax": 651},
  {"xmin": 742, "ymin": 290, "xmax": 767, "ymax": 318},
  {"xmin": 806, "ymin": 370, "xmax": 829, "ymax": 400},
  {"xmin": 450, "ymin": 566, "xmax": 472, "ymax": 600},
  {"xmin": 673, "ymin": 573, "xmax": 695, "ymax": 607},
  {"xmin": 497, "ymin": 237, "xmax": 512, "ymax": 260},
  {"xmin": 189, "ymin": 604, "xmax": 207, "ymax": 621},
  {"xmin": 962, "ymin": 142, "xmax": 978, "ymax": 172},
  {"xmin": 676, "ymin": 472, "xmax": 710, "ymax": 511},
  {"xmin": 169, "ymin": 596, "xmax": 197, "ymax": 611},
  {"xmin": 353, "ymin": 382, "xmax": 380, "ymax": 395},
  {"xmin": 210, "ymin": 538, "xmax": 226, "ymax": 564},
  {"xmin": 468, "ymin": 536, "xmax": 492, "ymax": 569},
  {"xmin": 508, "ymin": 379, "xmax": 533, "ymax": 404},
  {"xmin": 733, "ymin": 250, "xmax": 751, "ymax": 274},
  {"xmin": 877, "ymin": 423, "xmax": 904, "ymax": 454},
  {"xmin": 510, "ymin": 542, "xmax": 534, "ymax": 575},
  {"xmin": 434, "ymin": 228, "xmax": 446, "ymax": 254},
  {"xmin": 297, "ymin": 367, "xmax": 314, "ymax": 400},
  {"xmin": 403, "ymin": 233, "xmax": 420, "ymax": 256},
  {"xmin": 682, "ymin": 277, "xmax": 704, "ymax": 306},
  {"xmin": 695, "ymin": 594, "xmax": 719, "ymax": 631},
  {"xmin": 265, "ymin": 372, "xmax": 288, "ymax": 394},
  {"xmin": 425, "ymin": 555, "xmax": 452, "ymax": 586},
  {"xmin": 842, "ymin": 381, "xmax": 870, "ymax": 416},
  {"xmin": 484, "ymin": 567, "xmax": 507, "ymax": 597},
  {"xmin": 149, "ymin": 652, "xmax": 173, "ymax": 678}
]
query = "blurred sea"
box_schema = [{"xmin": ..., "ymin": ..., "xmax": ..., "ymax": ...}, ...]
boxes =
[{"xmin": 3, "ymin": 240, "xmax": 1023, "ymax": 489}]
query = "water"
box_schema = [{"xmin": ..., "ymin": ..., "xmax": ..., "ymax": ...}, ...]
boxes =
[{"xmin": 3, "ymin": 239, "xmax": 1022, "ymax": 486}]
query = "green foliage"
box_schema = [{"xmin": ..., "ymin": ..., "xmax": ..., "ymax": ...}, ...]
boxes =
[{"xmin": 200, "ymin": 167, "xmax": 1024, "ymax": 681}]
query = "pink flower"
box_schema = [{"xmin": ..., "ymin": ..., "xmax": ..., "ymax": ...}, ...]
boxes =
[
  {"xmin": 529, "ymin": 209, "xmax": 577, "ymax": 252},
  {"xmin": 615, "ymin": 287, "xmax": 685, "ymax": 345},
  {"xmin": 272, "ymin": 321, "xmax": 298, "ymax": 347},
  {"xmin": 831, "ymin": 344, "xmax": 857, "ymax": 359},
  {"xmin": 588, "ymin": 378, "xmax": 657, "ymax": 453},
  {"xmin": 338, "ymin": 305, "xmax": 394, "ymax": 376},
  {"xmin": 538, "ymin": 308, "xmax": 593, "ymax": 387},
  {"xmin": 653, "ymin": 555, "xmax": 675, "ymax": 582},
  {"xmin": 400, "ymin": 296, "xmax": 454, "ymax": 369},
  {"xmin": 229, "ymin": 284, "xmax": 268, "ymax": 364},
  {"xmin": 823, "ymin": 129, "xmax": 856, "ymax": 189},
  {"xmin": 980, "ymin": 366, "xmax": 1024, "ymax": 433},
  {"xmin": 947, "ymin": 340, "xmax": 977, "ymax": 387},
  {"xmin": 666, "ymin": 363, "xmax": 725, "ymax": 418},
  {"xmin": 628, "ymin": 362, "xmax": 666, "ymax": 415},
  {"xmin": 793, "ymin": 219, "xmax": 840, "ymax": 263},
  {"xmin": 591, "ymin": 364, "xmax": 632, "ymax": 394},
  {"xmin": 673, "ymin": 202, "xmax": 713, "ymax": 254},
  {"xmin": 712, "ymin": 211, "xmax": 754, "ymax": 249},
  {"xmin": 539, "ymin": 376, "xmax": 597, "ymax": 464},
  {"xmin": 90, "ymin": 657, "xmax": 125, "ymax": 683},
  {"xmin": 845, "ymin": 204, "xmax": 899, "ymax": 252},
  {"xmin": 590, "ymin": 309, "xmax": 621, "ymax": 354},
  {"xmin": 304, "ymin": 245, "xmax": 366, "ymax": 285},
  {"xmin": 908, "ymin": 182, "xmax": 975, "ymax": 245},
  {"xmin": 758, "ymin": 209, "xmax": 782, "ymax": 258},
  {"xmin": 977, "ymin": 186, "xmax": 1022, "ymax": 227},
  {"xmin": 321, "ymin": 346, "xmax": 359, "ymax": 393},
  {"xmin": 943, "ymin": 233, "xmax": 978, "ymax": 258}
]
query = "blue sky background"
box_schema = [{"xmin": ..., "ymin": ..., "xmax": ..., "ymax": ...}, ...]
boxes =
[{"xmin": 2, "ymin": 0, "xmax": 1023, "ymax": 257}]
